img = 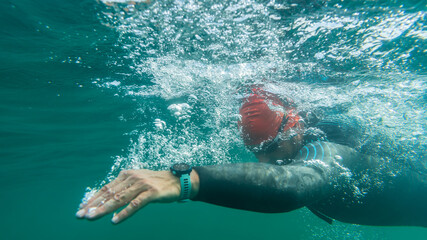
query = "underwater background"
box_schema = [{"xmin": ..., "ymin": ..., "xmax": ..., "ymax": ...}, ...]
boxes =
[{"xmin": 1, "ymin": 0, "xmax": 426, "ymax": 239}]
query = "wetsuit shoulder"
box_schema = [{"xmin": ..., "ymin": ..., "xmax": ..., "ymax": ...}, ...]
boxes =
[{"xmin": 308, "ymin": 115, "xmax": 366, "ymax": 149}]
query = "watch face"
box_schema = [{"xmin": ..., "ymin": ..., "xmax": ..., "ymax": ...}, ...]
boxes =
[
  {"xmin": 171, "ymin": 163, "xmax": 192, "ymax": 176},
  {"xmin": 172, "ymin": 163, "xmax": 191, "ymax": 171}
]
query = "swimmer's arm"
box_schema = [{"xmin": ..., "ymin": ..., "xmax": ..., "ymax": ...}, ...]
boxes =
[
  {"xmin": 77, "ymin": 142, "xmax": 350, "ymax": 224},
  {"xmin": 191, "ymin": 142, "xmax": 360, "ymax": 213},
  {"xmin": 76, "ymin": 162, "xmax": 329, "ymax": 224},
  {"xmin": 192, "ymin": 162, "xmax": 331, "ymax": 213}
]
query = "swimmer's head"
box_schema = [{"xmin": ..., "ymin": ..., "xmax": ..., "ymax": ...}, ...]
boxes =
[{"xmin": 238, "ymin": 88, "xmax": 303, "ymax": 158}]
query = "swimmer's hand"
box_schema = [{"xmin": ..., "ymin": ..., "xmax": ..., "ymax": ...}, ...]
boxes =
[{"xmin": 76, "ymin": 169, "xmax": 199, "ymax": 224}]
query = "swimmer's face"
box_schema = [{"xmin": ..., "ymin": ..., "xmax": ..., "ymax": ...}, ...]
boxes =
[{"xmin": 254, "ymin": 131, "xmax": 303, "ymax": 164}]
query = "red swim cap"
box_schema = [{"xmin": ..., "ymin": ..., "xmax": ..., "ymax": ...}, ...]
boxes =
[{"xmin": 238, "ymin": 89, "xmax": 286, "ymax": 146}]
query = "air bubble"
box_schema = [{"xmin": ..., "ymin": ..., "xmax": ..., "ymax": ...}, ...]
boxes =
[{"xmin": 153, "ymin": 119, "xmax": 166, "ymax": 130}]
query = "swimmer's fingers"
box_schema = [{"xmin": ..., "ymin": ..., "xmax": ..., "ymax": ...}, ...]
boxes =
[
  {"xmin": 109, "ymin": 171, "xmax": 182, "ymax": 224},
  {"xmin": 83, "ymin": 183, "xmax": 148, "ymax": 220},
  {"xmin": 88, "ymin": 170, "xmax": 131, "ymax": 204},
  {"xmin": 111, "ymin": 192, "xmax": 153, "ymax": 224},
  {"xmin": 77, "ymin": 169, "xmax": 181, "ymax": 223},
  {"xmin": 76, "ymin": 170, "xmax": 134, "ymax": 218}
]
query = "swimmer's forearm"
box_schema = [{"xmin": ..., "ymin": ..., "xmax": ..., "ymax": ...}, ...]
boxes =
[{"xmin": 191, "ymin": 163, "xmax": 329, "ymax": 212}]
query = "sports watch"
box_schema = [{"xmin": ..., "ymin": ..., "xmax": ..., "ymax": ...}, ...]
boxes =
[{"xmin": 170, "ymin": 163, "xmax": 192, "ymax": 201}]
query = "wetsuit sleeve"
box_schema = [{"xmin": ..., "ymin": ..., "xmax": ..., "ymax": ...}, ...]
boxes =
[{"xmin": 192, "ymin": 142, "xmax": 359, "ymax": 213}]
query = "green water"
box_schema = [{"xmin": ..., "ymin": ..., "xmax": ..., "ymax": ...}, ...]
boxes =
[{"xmin": 1, "ymin": 0, "xmax": 426, "ymax": 239}]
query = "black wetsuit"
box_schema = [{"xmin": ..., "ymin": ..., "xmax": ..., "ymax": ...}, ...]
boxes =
[{"xmin": 192, "ymin": 117, "xmax": 427, "ymax": 227}]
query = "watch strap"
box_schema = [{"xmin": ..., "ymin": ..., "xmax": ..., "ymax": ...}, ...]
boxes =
[{"xmin": 179, "ymin": 173, "xmax": 192, "ymax": 201}]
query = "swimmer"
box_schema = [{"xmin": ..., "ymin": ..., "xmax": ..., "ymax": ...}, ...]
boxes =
[{"xmin": 76, "ymin": 88, "xmax": 427, "ymax": 227}]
